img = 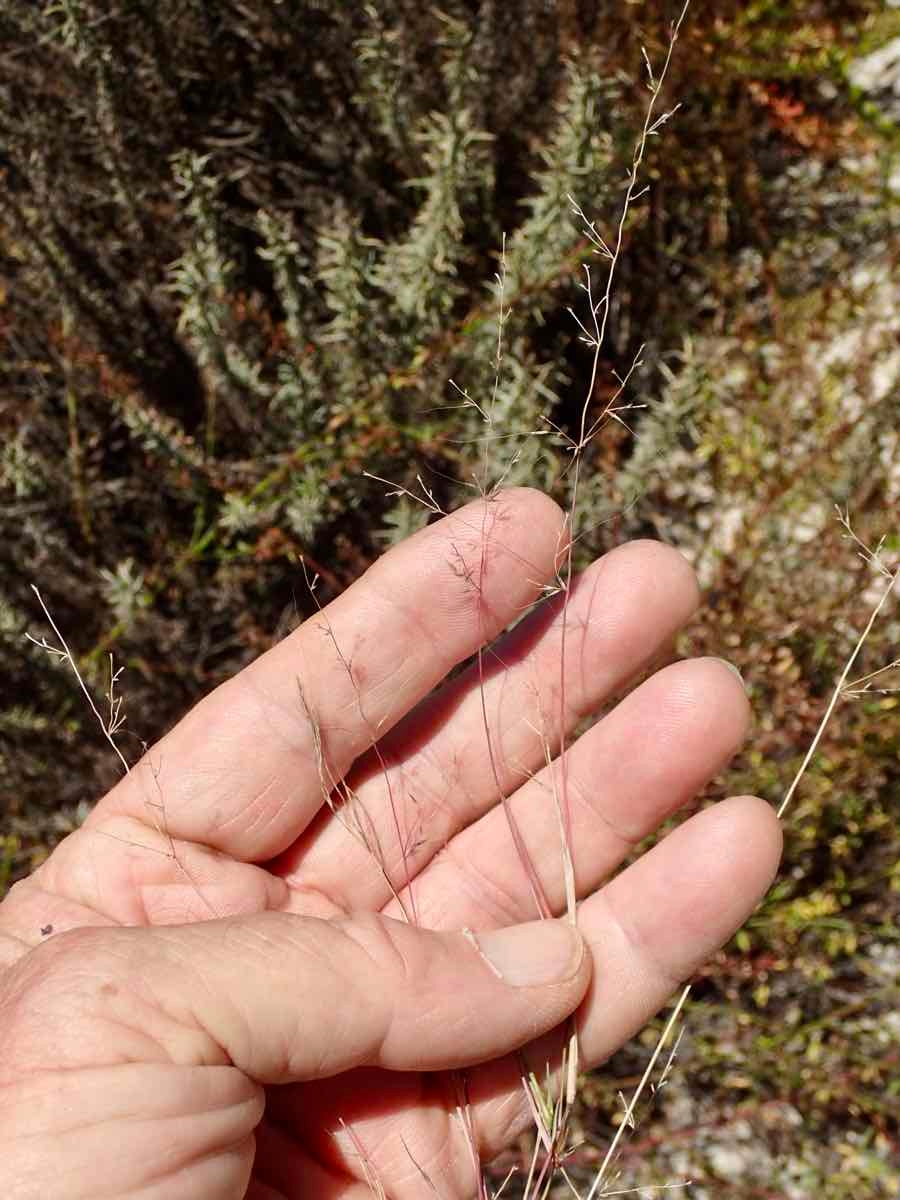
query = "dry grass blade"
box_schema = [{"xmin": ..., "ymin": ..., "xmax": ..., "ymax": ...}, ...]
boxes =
[
  {"xmin": 25, "ymin": 585, "xmax": 219, "ymax": 917},
  {"xmin": 584, "ymin": 987, "xmax": 692, "ymax": 1200},
  {"xmin": 778, "ymin": 518, "xmax": 898, "ymax": 821}
]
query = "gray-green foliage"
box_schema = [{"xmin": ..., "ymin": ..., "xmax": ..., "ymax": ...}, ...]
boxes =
[
  {"xmin": 449, "ymin": 59, "xmax": 619, "ymax": 489},
  {"xmin": 506, "ymin": 62, "xmax": 617, "ymax": 298},
  {"xmin": 354, "ymin": 3, "xmax": 420, "ymax": 168},
  {"xmin": 373, "ymin": 12, "xmax": 493, "ymax": 322},
  {"xmin": 165, "ymin": 46, "xmax": 623, "ymax": 538},
  {"xmin": 1, "ymin": 433, "xmax": 45, "ymax": 500},
  {"xmin": 257, "ymin": 209, "xmax": 328, "ymax": 441},
  {"xmin": 170, "ymin": 152, "xmax": 271, "ymax": 430}
]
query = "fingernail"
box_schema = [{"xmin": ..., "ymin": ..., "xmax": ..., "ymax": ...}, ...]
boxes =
[
  {"xmin": 713, "ymin": 657, "xmax": 745, "ymax": 686},
  {"xmin": 473, "ymin": 922, "xmax": 584, "ymax": 987}
]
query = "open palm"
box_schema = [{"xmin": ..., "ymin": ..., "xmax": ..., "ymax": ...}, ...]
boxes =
[{"xmin": 0, "ymin": 489, "xmax": 781, "ymax": 1199}]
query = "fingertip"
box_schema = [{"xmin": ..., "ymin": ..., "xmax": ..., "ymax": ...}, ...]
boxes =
[
  {"xmin": 690, "ymin": 656, "xmax": 752, "ymax": 744},
  {"xmin": 606, "ymin": 538, "xmax": 701, "ymax": 618},
  {"xmin": 600, "ymin": 791, "xmax": 784, "ymax": 983},
  {"xmin": 577, "ymin": 540, "xmax": 701, "ymax": 673},
  {"xmin": 494, "ymin": 486, "xmax": 566, "ymax": 536},
  {"xmin": 722, "ymin": 793, "xmax": 784, "ymax": 884},
  {"xmin": 487, "ymin": 487, "xmax": 569, "ymax": 567},
  {"xmin": 690, "ymin": 793, "xmax": 784, "ymax": 912}
]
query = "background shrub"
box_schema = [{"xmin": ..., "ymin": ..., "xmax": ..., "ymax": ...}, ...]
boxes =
[{"xmin": 1, "ymin": 0, "xmax": 897, "ymax": 1192}]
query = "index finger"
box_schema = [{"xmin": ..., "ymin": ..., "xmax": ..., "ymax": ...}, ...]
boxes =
[{"xmin": 92, "ymin": 489, "xmax": 566, "ymax": 863}]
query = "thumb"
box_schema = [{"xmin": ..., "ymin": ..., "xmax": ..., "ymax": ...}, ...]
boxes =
[{"xmin": 29, "ymin": 912, "xmax": 590, "ymax": 1084}]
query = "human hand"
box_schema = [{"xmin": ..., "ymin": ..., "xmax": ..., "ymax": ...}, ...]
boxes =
[{"xmin": 0, "ymin": 489, "xmax": 781, "ymax": 1199}]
